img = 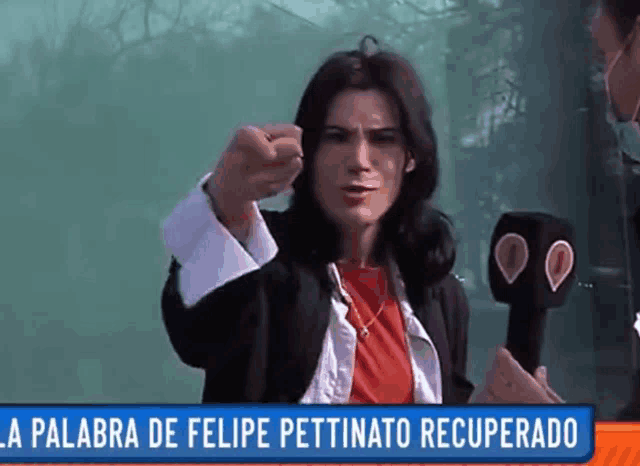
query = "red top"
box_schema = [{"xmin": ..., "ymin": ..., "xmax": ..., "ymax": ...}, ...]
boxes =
[{"xmin": 337, "ymin": 264, "xmax": 414, "ymax": 404}]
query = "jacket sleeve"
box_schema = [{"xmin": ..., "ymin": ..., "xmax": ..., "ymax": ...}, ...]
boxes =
[
  {"xmin": 161, "ymin": 174, "xmax": 278, "ymax": 308},
  {"xmin": 160, "ymin": 174, "xmax": 279, "ymax": 373},
  {"xmin": 161, "ymin": 258, "xmax": 268, "ymax": 372},
  {"xmin": 440, "ymin": 275, "xmax": 476, "ymax": 404}
]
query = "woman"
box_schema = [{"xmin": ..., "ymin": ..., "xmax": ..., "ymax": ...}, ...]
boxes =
[
  {"xmin": 591, "ymin": 0, "xmax": 640, "ymax": 420},
  {"xmin": 161, "ymin": 36, "xmax": 561, "ymax": 404}
]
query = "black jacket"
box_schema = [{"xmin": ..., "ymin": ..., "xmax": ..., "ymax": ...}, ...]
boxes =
[
  {"xmin": 162, "ymin": 210, "xmax": 475, "ymax": 404},
  {"xmin": 617, "ymin": 370, "xmax": 640, "ymax": 420}
]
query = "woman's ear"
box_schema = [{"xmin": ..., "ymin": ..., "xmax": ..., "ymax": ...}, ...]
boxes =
[{"xmin": 405, "ymin": 156, "xmax": 416, "ymax": 173}]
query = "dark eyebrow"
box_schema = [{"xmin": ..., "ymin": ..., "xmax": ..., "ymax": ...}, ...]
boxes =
[{"xmin": 322, "ymin": 125, "xmax": 402, "ymax": 133}]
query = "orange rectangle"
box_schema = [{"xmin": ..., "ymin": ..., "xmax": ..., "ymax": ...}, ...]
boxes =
[{"xmin": 11, "ymin": 423, "xmax": 640, "ymax": 465}]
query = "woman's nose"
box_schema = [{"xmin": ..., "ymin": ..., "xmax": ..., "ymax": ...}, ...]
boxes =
[{"xmin": 348, "ymin": 139, "xmax": 374, "ymax": 171}]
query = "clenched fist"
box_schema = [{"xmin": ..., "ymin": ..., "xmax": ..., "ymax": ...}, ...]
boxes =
[{"xmin": 207, "ymin": 124, "xmax": 304, "ymax": 234}]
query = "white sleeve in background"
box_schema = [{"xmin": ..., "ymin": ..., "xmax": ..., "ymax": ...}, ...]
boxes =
[
  {"xmin": 635, "ymin": 313, "xmax": 640, "ymax": 338},
  {"xmin": 162, "ymin": 173, "xmax": 279, "ymax": 307}
]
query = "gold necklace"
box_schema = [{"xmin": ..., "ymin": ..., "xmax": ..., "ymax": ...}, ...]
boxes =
[{"xmin": 336, "ymin": 266, "xmax": 385, "ymax": 339}]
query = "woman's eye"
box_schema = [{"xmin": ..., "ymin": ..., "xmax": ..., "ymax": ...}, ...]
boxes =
[
  {"xmin": 324, "ymin": 132, "xmax": 347, "ymax": 142},
  {"xmin": 372, "ymin": 133, "xmax": 398, "ymax": 144}
]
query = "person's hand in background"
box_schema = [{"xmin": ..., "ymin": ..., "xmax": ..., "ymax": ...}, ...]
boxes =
[{"xmin": 471, "ymin": 346, "xmax": 564, "ymax": 404}]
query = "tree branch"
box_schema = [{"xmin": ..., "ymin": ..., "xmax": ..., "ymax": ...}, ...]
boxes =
[
  {"xmin": 104, "ymin": 1, "xmax": 134, "ymax": 49},
  {"xmin": 109, "ymin": 0, "xmax": 187, "ymax": 61},
  {"xmin": 143, "ymin": 0, "xmax": 153, "ymax": 40},
  {"xmin": 153, "ymin": 0, "xmax": 186, "ymax": 31},
  {"xmin": 265, "ymin": 2, "xmax": 325, "ymax": 31},
  {"xmin": 404, "ymin": 1, "xmax": 468, "ymax": 19}
]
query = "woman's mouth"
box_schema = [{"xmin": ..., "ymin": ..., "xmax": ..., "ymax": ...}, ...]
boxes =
[
  {"xmin": 341, "ymin": 186, "xmax": 376, "ymax": 205},
  {"xmin": 341, "ymin": 186, "xmax": 377, "ymax": 194}
]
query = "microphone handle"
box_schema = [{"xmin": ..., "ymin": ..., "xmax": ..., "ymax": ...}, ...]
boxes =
[{"xmin": 505, "ymin": 303, "xmax": 548, "ymax": 375}]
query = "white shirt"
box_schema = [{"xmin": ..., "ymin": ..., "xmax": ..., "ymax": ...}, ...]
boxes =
[{"xmin": 162, "ymin": 174, "xmax": 443, "ymax": 404}]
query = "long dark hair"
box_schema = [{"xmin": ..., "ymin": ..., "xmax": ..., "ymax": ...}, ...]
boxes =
[
  {"xmin": 286, "ymin": 36, "xmax": 456, "ymax": 289},
  {"xmin": 603, "ymin": 0, "xmax": 640, "ymax": 41}
]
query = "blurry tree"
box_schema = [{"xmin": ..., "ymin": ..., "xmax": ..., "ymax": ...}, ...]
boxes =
[
  {"xmin": 444, "ymin": 0, "xmax": 602, "ymax": 411},
  {"xmin": 0, "ymin": 0, "xmax": 591, "ymax": 402}
]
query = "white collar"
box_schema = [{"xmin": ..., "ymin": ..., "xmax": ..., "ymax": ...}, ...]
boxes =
[
  {"xmin": 326, "ymin": 254, "xmax": 434, "ymax": 349},
  {"xmin": 326, "ymin": 253, "xmax": 409, "ymax": 309}
]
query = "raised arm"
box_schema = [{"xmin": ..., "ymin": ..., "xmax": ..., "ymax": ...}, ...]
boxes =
[
  {"xmin": 160, "ymin": 124, "xmax": 303, "ymax": 374},
  {"xmin": 161, "ymin": 175, "xmax": 278, "ymax": 370},
  {"xmin": 162, "ymin": 175, "xmax": 278, "ymax": 308}
]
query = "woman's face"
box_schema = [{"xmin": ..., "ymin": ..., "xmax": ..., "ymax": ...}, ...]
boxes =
[
  {"xmin": 312, "ymin": 89, "xmax": 412, "ymax": 231},
  {"xmin": 591, "ymin": 4, "xmax": 625, "ymax": 65},
  {"xmin": 591, "ymin": 3, "xmax": 640, "ymax": 119}
]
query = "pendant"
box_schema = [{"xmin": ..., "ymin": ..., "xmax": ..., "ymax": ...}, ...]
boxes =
[{"xmin": 360, "ymin": 327, "xmax": 369, "ymax": 339}]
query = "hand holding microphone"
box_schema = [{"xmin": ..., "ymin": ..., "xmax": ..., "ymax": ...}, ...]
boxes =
[{"xmin": 473, "ymin": 212, "xmax": 576, "ymax": 404}]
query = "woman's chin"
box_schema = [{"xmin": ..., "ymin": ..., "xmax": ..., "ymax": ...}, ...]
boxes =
[{"xmin": 335, "ymin": 208, "xmax": 382, "ymax": 230}]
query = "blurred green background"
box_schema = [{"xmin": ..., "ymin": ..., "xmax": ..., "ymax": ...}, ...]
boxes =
[{"xmin": 1, "ymin": 0, "xmax": 632, "ymax": 418}]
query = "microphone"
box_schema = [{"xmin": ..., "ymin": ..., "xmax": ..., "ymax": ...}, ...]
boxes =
[{"xmin": 488, "ymin": 212, "xmax": 577, "ymax": 375}]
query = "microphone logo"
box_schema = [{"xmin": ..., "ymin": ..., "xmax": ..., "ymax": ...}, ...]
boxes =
[
  {"xmin": 494, "ymin": 233, "xmax": 529, "ymax": 285},
  {"xmin": 545, "ymin": 240, "xmax": 574, "ymax": 292}
]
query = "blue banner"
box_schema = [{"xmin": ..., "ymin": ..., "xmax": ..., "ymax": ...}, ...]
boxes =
[{"xmin": 0, "ymin": 405, "xmax": 593, "ymax": 463}]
